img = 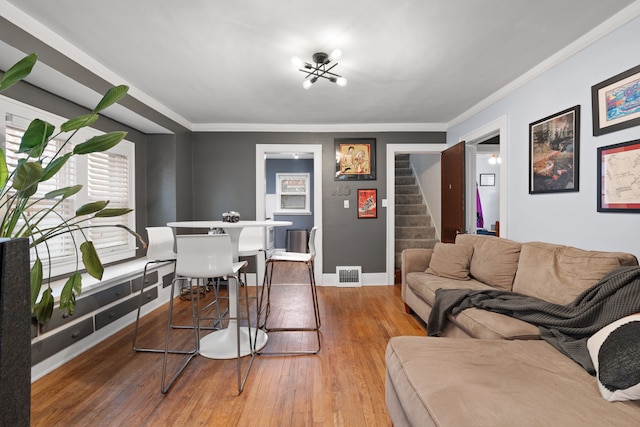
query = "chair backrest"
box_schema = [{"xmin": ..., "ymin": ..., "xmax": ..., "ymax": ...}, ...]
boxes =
[
  {"xmin": 175, "ymin": 234, "xmax": 235, "ymax": 278},
  {"xmin": 308, "ymin": 227, "xmax": 318, "ymax": 258},
  {"xmin": 238, "ymin": 227, "xmax": 265, "ymax": 255},
  {"xmin": 146, "ymin": 227, "xmax": 177, "ymax": 261}
]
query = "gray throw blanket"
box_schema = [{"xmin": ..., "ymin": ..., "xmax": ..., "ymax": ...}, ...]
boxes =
[{"xmin": 427, "ymin": 266, "xmax": 640, "ymax": 374}]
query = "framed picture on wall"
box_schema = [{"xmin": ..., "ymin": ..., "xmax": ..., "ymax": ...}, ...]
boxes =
[
  {"xmin": 597, "ymin": 139, "xmax": 640, "ymax": 213},
  {"xmin": 357, "ymin": 189, "xmax": 377, "ymax": 218},
  {"xmin": 529, "ymin": 105, "xmax": 580, "ymax": 194},
  {"xmin": 591, "ymin": 64, "xmax": 640, "ymax": 136},
  {"xmin": 335, "ymin": 138, "xmax": 376, "ymax": 181},
  {"xmin": 479, "ymin": 173, "xmax": 495, "ymax": 186}
]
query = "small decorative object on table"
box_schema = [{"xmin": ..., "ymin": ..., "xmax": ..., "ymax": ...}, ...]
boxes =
[{"xmin": 222, "ymin": 211, "xmax": 240, "ymax": 222}]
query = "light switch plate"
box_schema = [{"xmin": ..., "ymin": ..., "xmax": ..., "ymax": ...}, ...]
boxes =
[{"xmin": 344, "ymin": 200, "xmax": 349, "ymax": 208}]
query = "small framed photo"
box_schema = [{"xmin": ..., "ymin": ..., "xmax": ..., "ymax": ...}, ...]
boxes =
[
  {"xmin": 591, "ymin": 64, "xmax": 640, "ymax": 136},
  {"xmin": 357, "ymin": 189, "xmax": 377, "ymax": 219},
  {"xmin": 529, "ymin": 105, "xmax": 580, "ymax": 194},
  {"xmin": 479, "ymin": 173, "xmax": 495, "ymax": 186},
  {"xmin": 335, "ymin": 138, "xmax": 376, "ymax": 181},
  {"xmin": 597, "ymin": 139, "xmax": 640, "ymax": 213}
]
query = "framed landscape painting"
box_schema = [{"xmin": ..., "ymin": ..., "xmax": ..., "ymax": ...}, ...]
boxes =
[
  {"xmin": 529, "ymin": 105, "xmax": 580, "ymax": 194},
  {"xmin": 335, "ymin": 138, "xmax": 376, "ymax": 181}
]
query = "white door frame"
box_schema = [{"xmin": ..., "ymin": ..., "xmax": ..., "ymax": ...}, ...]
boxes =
[
  {"xmin": 386, "ymin": 143, "xmax": 447, "ymax": 285},
  {"xmin": 256, "ymin": 144, "xmax": 323, "ymax": 286},
  {"xmin": 459, "ymin": 115, "xmax": 508, "ymax": 239}
]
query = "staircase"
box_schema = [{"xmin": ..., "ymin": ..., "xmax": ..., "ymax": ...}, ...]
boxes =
[{"xmin": 394, "ymin": 154, "xmax": 438, "ymax": 271}]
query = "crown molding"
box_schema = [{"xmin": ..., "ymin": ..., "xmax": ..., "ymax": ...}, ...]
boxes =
[{"xmin": 447, "ymin": 1, "xmax": 640, "ymax": 130}]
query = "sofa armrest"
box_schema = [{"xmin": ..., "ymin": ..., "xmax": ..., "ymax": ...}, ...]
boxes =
[{"xmin": 401, "ymin": 248, "xmax": 433, "ymax": 302}]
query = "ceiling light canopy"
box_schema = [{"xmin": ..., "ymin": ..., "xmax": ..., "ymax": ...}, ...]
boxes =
[{"xmin": 292, "ymin": 49, "xmax": 347, "ymax": 89}]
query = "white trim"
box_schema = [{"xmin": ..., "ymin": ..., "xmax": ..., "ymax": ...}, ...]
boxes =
[
  {"xmin": 459, "ymin": 116, "xmax": 508, "ymax": 237},
  {"xmin": 193, "ymin": 122, "xmax": 447, "ymax": 133},
  {"xmin": 322, "ymin": 272, "xmax": 388, "ymax": 286},
  {"xmin": 255, "ymin": 144, "xmax": 323, "ymax": 286},
  {"xmin": 386, "ymin": 144, "xmax": 448, "ymax": 285},
  {"xmin": 448, "ymin": 2, "xmax": 640, "ymax": 129}
]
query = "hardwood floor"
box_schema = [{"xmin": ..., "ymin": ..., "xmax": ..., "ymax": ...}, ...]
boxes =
[{"xmin": 31, "ymin": 263, "xmax": 425, "ymax": 426}]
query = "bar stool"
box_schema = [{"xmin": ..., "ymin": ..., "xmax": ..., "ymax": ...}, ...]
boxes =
[
  {"xmin": 132, "ymin": 227, "xmax": 177, "ymax": 353},
  {"xmin": 258, "ymin": 226, "xmax": 320, "ymax": 355},
  {"xmin": 161, "ymin": 234, "xmax": 253, "ymax": 394}
]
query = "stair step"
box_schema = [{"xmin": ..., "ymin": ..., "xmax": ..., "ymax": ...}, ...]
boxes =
[
  {"xmin": 395, "ymin": 226, "xmax": 435, "ymax": 239},
  {"xmin": 395, "ymin": 167, "xmax": 412, "ymax": 176},
  {"xmin": 395, "ymin": 176, "xmax": 415, "ymax": 185},
  {"xmin": 395, "ymin": 184, "xmax": 419, "ymax": 195},
  {"xmin": 395, "ymin": 160, "xmax": 410, "ymax": 169},
  {"xmin": 396, "ymin": 204, "xmax": 426, "ymax": 215},
  {"xmin": 396, "ymin": 194, "xmax": 423, "ymax": 205},
  {"xmin": 396, "ymin": 214, "xmax": 431, "ymax": 227},
  {"xmin": 395, "ymin": 154, "xmax": 410, "ymax": 161}
]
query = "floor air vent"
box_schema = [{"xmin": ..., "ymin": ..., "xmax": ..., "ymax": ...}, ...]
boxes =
[{"xmin": 336, "ymin": 266, "xmax": 362, "ymax": 287}]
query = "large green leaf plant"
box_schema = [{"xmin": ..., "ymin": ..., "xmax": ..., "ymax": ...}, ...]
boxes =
[{"xmin": 1, "ymin": 54, "xmax": 144, "ymax": 324}]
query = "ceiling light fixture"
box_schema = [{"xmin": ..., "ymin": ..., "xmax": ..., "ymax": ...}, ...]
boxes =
[
  {"xmin": 291, "ymin": 49, "xmax": 347, "ymax": 89},
  {"xmin": 488, "ymin": 154, "xmax": 502, "ymax": 165}
]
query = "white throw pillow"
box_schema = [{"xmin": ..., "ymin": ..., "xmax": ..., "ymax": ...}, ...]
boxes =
[{"xmin": 587, "ymin": 313, "xmax": 640, "ymax": 401}]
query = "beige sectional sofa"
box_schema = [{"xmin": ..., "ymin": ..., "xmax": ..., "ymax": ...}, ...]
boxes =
[{"xmin": 386, "ymin": 234, "xmax": 640, "ymax": 426}]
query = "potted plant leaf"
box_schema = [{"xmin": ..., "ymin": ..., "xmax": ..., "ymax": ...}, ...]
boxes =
[{"xmin": 1, "ymin": 53, "xmax": 145, "ymax": 325}]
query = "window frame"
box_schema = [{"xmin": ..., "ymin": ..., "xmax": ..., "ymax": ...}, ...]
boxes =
[
  {"xmin": 275, "ymin": 172, "xmax": 311, "ymax": 215},
  {"xmin": 1, "ymin": 95, "xmax": 137, "ymax": 277}
]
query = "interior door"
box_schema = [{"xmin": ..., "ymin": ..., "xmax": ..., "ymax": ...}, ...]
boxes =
[{"xmin": 441, "ymin": 141, "xmax": 466, "ymax": 243}]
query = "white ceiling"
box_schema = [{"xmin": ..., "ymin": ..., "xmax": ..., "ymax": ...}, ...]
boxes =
[{"xmin": 2, "ymin": 0, "xmax": 639, "ymax": 133}]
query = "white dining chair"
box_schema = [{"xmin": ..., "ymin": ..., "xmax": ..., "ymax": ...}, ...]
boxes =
[
  {"xmin": 258, "ymin": 226, "xmax": 321, "ymax": 355},
  {"xmin": 161, "ymin": 234, "xmax": 254, "ymax": 394}
]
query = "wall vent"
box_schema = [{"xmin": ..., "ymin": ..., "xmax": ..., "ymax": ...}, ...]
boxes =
[{"xmin": 336, "ymin": 266, "xmax": 362, "ymax": 287}]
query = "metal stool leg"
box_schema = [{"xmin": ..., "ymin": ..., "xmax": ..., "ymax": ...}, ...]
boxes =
[
  {"xmin": 257, "ymin": 259, "xmax": 321, "ymax": 356},
  {"xmin": 161, "ymin": 277, "xmax": 200, "ymax": 394},
  {"xmin": 134, "ymin": 260, "xmax": 185, "ymax": 353}
]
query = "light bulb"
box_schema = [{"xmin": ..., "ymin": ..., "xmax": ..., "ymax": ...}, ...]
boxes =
[
  {"xmin": 303, "ymin": 79, "xmax": 313, "ymax": 89},
  {"xmin": 291, "ymin": 56, "xmax": 304, "ymax": 68},
  {"xmin": 336, "ymin": 77, "xmax": 347, "ymax": 87},
  {"xmin": 488, "ymin": 155, "xmax": 497, "ymax": 165},
  {"xmin": 329, "ymin": 49, "xmax": 342, "ymax": 62},
  {"xmin": 497, "ymin": 156, "xmax": 502, "ymax": 164}
]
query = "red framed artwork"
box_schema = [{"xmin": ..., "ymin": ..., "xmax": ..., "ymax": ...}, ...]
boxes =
[
  {"xmin": 357, "ymin": 189, "xmax": 377, "ymax": 219},
  {"xmin": 597, "ymin": 139, "xmax": 640, "ymax": 213}
]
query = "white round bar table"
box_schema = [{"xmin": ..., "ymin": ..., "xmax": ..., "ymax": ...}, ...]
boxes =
[{"xmin": 167, "ymin": 220, "xmax": 292, "ymax": 359}]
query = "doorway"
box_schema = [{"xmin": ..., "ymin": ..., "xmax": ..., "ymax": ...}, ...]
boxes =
[
  {"xmin": 460, "ymin": 116, "xmax": 508, "ymax": 238},
  {"xmin": 386, "ymin": 143, "xmax": 447, "ymax": 284},
  {"xmin": 255, "ymin": 144, "xmax": 323, "ymax": 286}
]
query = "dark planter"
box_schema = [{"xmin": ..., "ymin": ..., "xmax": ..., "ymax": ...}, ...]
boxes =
[{"xmin": 0, "ymin": 238, "xmax": 31, "ymax": 426}]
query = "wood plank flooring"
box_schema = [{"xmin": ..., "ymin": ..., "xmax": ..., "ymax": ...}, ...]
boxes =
[{"xmin": 31, "ymin": 262, "xmax": 426, "ymax": 426}]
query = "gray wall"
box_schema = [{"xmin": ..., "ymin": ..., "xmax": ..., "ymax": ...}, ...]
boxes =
[
  {"xmin": 191, "ymin": 132, "xmax": 445, "ymax": 273},
  {"xmin": 2, "ymin": 19, "xmax": 446, "ymax": 274}
]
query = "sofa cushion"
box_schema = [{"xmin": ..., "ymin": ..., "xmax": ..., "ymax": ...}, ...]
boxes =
[
  {"xmin": 425, "ymin": 242, "xmax": 474, "ymax": 280},
  {"xmin": 587, "ymin": 313, "xmax": 640, "ymax": 402},
  {"xmin": 386, "ymin": 336, "xmax": 640, "ymax": 427},
  {"xmin": 455, "ymin": 234, "xmax": 521, "ymax": 291},
  {"xmin": 406, "ymin": 273, "xmax": 490, "ymax": 306},
  {"xmin": 513, "ymin": 242, "xmax": 629, "ymax": 305},
  {"xmin": 450, "ymin": 308, "xmax": 540, "ymax": 340},
  {"xmin": 404, "ymin": 272, "xmax": 538, "ymax": 339}
]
